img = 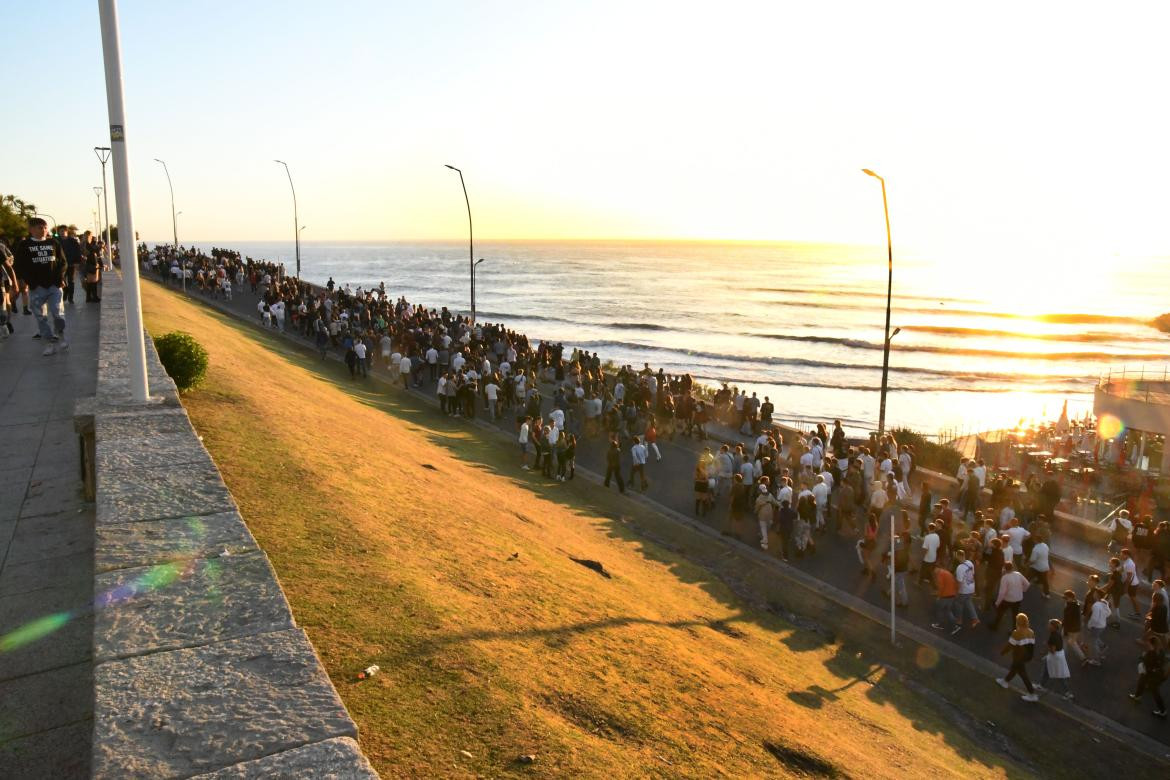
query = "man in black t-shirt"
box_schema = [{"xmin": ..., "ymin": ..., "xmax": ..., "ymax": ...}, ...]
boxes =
[
  {"xmin": 59, "ymin": 227, "xmax": 83, "ymax": 303},
  {"xmin": 13, "ymin": 217, "xmax": 68, "ymax": 355}
]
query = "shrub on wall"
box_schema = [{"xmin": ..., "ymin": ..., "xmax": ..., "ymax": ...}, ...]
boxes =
[{"xmin": 153, "ymin": 331, "xmax": 209, "ymax": 391}]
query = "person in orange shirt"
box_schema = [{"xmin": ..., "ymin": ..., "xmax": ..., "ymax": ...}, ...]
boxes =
[{"xmin": 932, "ymin": 565, "xmax": 961, "ymax": 634}]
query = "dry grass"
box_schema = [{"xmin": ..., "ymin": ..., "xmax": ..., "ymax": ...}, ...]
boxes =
[{"xmin": 142, "ymin": 283, "xmax": 1092, "ymax": 779}]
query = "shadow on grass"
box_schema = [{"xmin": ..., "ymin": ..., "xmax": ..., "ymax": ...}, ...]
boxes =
[{"xmin": 153, "ymin": 281, "xmax": 1117, "ymax": 778}]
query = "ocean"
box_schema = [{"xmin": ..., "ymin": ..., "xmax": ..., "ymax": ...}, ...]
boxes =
[{"xmin": 209, "ymin": 240, "xmax": 1170, "ymax": 438}]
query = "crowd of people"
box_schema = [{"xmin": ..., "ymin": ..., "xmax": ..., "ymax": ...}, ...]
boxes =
[
  {"xmin": 1, "ymin": 218, "xmax": 110, "ymax": 353},
  {"xmin": 137, "ymin": 241, "xmax": 1170, "ymax": 720}
]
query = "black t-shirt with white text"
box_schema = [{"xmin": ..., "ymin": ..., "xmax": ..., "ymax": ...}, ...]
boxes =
[{"xmin": 14, "ymin": 238, "xmax": 67, "ymax": 289}]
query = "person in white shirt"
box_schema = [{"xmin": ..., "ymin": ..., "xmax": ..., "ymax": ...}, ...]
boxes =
[
  {"xmin": 739, "ymin": 459, "xmax": 755, "ymax": 488},
  {"xmin": 380, "ymin": 334, "xmax": 392, "ymax": 366},
  {"xmin": 484, "ymin": 381, "xmax": 500, "ymax": 420},
  {"xmin": 499, "ymin": 360, "xmax": 511, "ymax": 377},
  {"xmin": 452, "ymin": 351, "xmax": 466, "ymax": 373},
  {"xmin": 1027, "ymin": 540, "xmax": 1050, "ymax": 597},
  {"xmin": 992, "ymin": 563, "xmax": 1030, "ymax": 629},
  {"xmin": 1086, "ymin": 595, "xmax": 1111, "ymax": 664},
  {"xmin": 811, "ymin": 475, "xmax": 830, "ymax": 531},
  {"xmin": 548, "ymin": 407, "xmax": 565, "ymax": 432},
  {"xmin": 399, "ymin": 354, "xmax": 412, "ymax": 388},
  {"xmin": 920, "ymin": 523, "xmax": 941, "ymax": 585},
  {"xmin": 1005, "ymin": 519, "xmax": 1029, "ymax": 568},
  {"xmin": 629, "ymin": 436, "xmax": 649, "ymax": 490},
  {"xmin": 353, "ymin": 340, "xmax": 368, "ymax": 377},
  {"xmin": 1121, "ymin": 549, "xmax": 1143, "ymax": 618},
  {"xmin": 390, "ymin": 351, "xmax": 402, "ymax": 380},
  {"xmin": 777, "ymin": 477, "xmax": 793, "ymax": 509},
  {"xmin": 715, "ymin": 446, "xmax": 734, "ymax": 498},
  {"xmin": 436, "ymin": 375, "xmax": 448, "ymax": 413},
  {"xmin": 954, "ymin": 550, "xmax": 979, "ymax": 628},
  {"xmin": 425, "ymin": 346, "xmax": 439, "ymax": 380},
  {"xmin": 518, "ymin": 418, "xmax": 532, "ymax": 470}
]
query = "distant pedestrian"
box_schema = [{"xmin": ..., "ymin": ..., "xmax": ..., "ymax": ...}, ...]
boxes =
[
  {"xmin": 991, "ymin": 562, "xmax": 1029, "ymax": 630},
  {"xmin": 604, "ymin": 438, "xmax": 625, "ymax": 493}
]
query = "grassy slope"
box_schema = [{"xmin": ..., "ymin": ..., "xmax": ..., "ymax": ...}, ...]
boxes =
[{"xmin": 141, "ymin": 283, "xmax": 1068, "ymax": 779}]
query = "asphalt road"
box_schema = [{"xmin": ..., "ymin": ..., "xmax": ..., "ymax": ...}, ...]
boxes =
[{"xmin": 153, "ymin": 271, "xmax": 1168, "ymax": 746}]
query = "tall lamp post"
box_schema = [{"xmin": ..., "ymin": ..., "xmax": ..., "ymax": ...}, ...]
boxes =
[
  {"xmin": 153, "ymin": 158, "xmax": 179, "ymax": 250},
  {"xmin": 95, "ymin": 146, "xmax": 113, "ymax": 268},
  {"xmin": 273, "ymin": 160, "xmax": 301, "ymax": 278},
  {"xmin": 97, "ymin": 0, "xmax": 150, "ymax": 402},
  {"xmin": 472, "ymin": 258, "xmax": 486, "ymax": 320},
  {"xmin": 93, "ymin": 187, "xmax": 103, "ymax": 242},
  {"xmin": 863, "ymin": 167, "xmax": 895, "ymax": 645},
  {"xmin": 444, "ymin": 164, "xmax": 475, "ymax": 324}
]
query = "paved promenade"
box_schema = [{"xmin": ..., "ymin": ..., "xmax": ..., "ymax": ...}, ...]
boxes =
[
  {"xmin": 155, "ymin": 275, "xmax": 1169, "ymax": 752},
  {"xmin": 0, "ymin": 299, "xmax": 101, "ymax": 777}
]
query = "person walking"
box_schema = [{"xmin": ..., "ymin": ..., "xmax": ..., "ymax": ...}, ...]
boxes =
[
  {"xmin": 1061, "ymin": 589, "xmax": 1088, "ymax": 664},
  {"xmin": 997, "ymin": 612, "xmax": 1039, "ymax": 702},
  {"xmin": 954, "ymin": 549, "xmax": 980, "ymax": 630},
  {"xmin": 754, "ymin": 482, "xmax": 778, "ymax": 551},
  {"xmin": 1028, "ymin": 538, "xmax": 1051, "ymax": 598},
  {"xmin": 629, "ymin": 436, "xmax": 650, "ymax": 491},
  {"xmin": 1085, "ymin": 588, "xmax": 1110, "ymax": 666},
  {"xmin": 604, "ymin": 438, "xmax": 625, "ymax": 493},
  {"xmin": 991, "ymin": 562, "xmax": 1029, "ymax": 630},
  {"xmin": 693, "ymin": 461, "xmax": 710, "ymax": 516},
  {"xmin": 931, "ymin": 564, "xmax": 960, "ymax": 635},
  {"xmin": 1129, "ymin": 635, "xmax": 1168, "ymax": 718},
  {"xmin": 776, "ymin": 498, "xmax": 795, "ymax": 562},
  {"xmin": 13, "ymin": 217, "xmax": 68, "ymax": 355},
  {"xmin": 919, "ymin": 522, "xmax": 941, "ymax": 586},
  {"xmin": 1038, "ymin": 618, "xmax": 1074, "ymax": 699}
]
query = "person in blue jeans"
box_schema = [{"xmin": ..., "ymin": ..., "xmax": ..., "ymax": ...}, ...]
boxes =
[{"xmin": 13, "ymin": 217, "xmax": 68, "ymax": 355}]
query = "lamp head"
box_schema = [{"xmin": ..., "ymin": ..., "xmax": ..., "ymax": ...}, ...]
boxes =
[
  {"xmin": 154, "ymin": 158, "xmax": 163, "ymax": 163},
  {"xmin": 892, "ymin": 327, "xmax": 902, "ymax": 338},
  {"xmin": 445, "ymin": 164, "xmax": 459, "ymax": 171},
  {"xmin": 274, "ymin": 159, "xmax": 286, "ymax": 165},
  {"xmin": 862, "ymin": 168, "xmax": 879, "ymax": 178},
  {"xmin": 475, "ymin": 258, "xmax": 485, "ymax": 266}
]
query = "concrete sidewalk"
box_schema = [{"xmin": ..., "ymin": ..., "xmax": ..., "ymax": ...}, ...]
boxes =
[{"xmin": 0, "ymin": 299, "xmax": 101, "ymax": 778}]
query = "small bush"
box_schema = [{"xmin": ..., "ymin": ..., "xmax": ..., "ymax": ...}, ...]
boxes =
[{"xmin": 154, "ymin": 330, "xmax": 209, "ymax": 391}]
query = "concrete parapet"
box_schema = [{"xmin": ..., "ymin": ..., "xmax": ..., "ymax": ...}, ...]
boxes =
[{"xmin": 81, "ymin": 273, "xmax": 375, "ymax": 778}]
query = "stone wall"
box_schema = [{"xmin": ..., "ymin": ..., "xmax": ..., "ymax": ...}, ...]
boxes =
[{"xmin": 77, "ymin": 273, "xmax": 377, "ymax": 778}]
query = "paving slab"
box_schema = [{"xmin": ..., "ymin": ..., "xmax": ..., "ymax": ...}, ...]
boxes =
[
  {"xmin": 95, "ymin": 511, "xmax": 259, "ymax": 574},
  {"xmin": 96, "ymin": 462, "xmax": 236, "ymax": 525},
  {"xmin": 19, "ymin": 475, "xmax": 85, "ymax": 520},
  {"xmin": 0, "ymin": 661, "xmax": 93, "ymax": 742},
  {"xmin": 93, "ymin": 628, "xmax": 357, "ymax": 779},
  {"xmin": 0, "ymin": 550, "xmax": 93, "ymax": 598},
  {"xmin": 94, "ymin": 551, "xmax": 295, "ymax": 662},
  {"xmin": 5, "ymin": 509, "xmax": 93, "ymax": 565},
  {"xmin": 189, "ymin": 737, "xmax": 379, "ymax": 780},
  {"xmin": 0, "ymin": 719, "xmax": 92, "ymax": 780}
]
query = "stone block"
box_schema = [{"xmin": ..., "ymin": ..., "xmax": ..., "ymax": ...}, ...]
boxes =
[
  {"xmin": 93, "ymin": 628, "xmax": 357, "ymax": 779},
  {"xmin": 95, "ymin": 511, "xmax": 258, "ymax": 573},
  {"xmin": 189, "ymin": 737, "xmax": 379, "ymax": 779},
  {"xmin": 96, "ymin": 461, "xmax": 236, "ymax": 525},
  {"xmin": 96, "ymin": 431, "xmax": 215, "ymax": 475},
  {"xmin": 94, "ymin": 551, "xmax": 294, "ymax": 662}
]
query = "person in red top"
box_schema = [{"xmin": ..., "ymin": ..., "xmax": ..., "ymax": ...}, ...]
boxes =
[
  {"xmin": 644, "ymin": 417, "xmax": 661, "ymax": 462},
  {"xmin": 932, "ymin": 565, "xmax": 960, "ymax": 634}
]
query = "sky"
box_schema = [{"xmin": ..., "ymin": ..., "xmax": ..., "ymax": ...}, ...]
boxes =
[{"xmin": 2, "ymin": 0, "xmax": 1169, "ymax": 271}]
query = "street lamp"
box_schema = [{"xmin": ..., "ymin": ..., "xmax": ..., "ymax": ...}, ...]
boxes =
[
  {"xmin": 472, "ymin": 258, "xmax": 487, "ymax": 321},
  {"xmin": 36, "ymin": 212, "xmax": 58, "ymax": 234},
  {"xmin": 95, "ymin": 147, "xmax": 113, "ymax": 268},
  {"xmin": 863, "ymin": 167, "xmax": 895, "ymax": 646},
  {"xmin": 273, "ymin": 160, "xmax": 301, "ymax": 279},
  {"xmin": 93, "ymin": 187, "xmax": 104, "ymax": 247},
  {"xmin": 153, "ymin": 158, "xmax": 179, "ymax": 250},
  {"xmin": 444, "ymin": 164, "xmax": 475, "ymax": 324}
]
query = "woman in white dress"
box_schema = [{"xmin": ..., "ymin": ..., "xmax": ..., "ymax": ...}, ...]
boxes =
[{"xmin": 1039, "ymin": 617, "xmax": 1073, "ymax": 699}]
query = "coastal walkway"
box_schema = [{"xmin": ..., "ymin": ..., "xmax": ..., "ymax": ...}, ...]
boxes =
[
  {"xmin": 157, "ymin": 275, "xmax": 1170, "ymax": 753},
  {"xmin": 0, "ymin": 299, "xmax": 101, "ymax": 777}
]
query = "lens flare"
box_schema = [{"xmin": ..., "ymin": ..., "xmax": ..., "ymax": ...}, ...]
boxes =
[
  {"xmin": 1097, "ymin": 413, "xmax": 1123, "ymax": 440},
  {"xmin": 1, "ymin": 518, "xmax": 211, "ymax": 655},
  {"xmin": 0, "ymin": 612, "xmax": 73, "ymax": 653},
  {"xmin": 915, "ymin": 645, "xmax": 940, "ymax": 670}
]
